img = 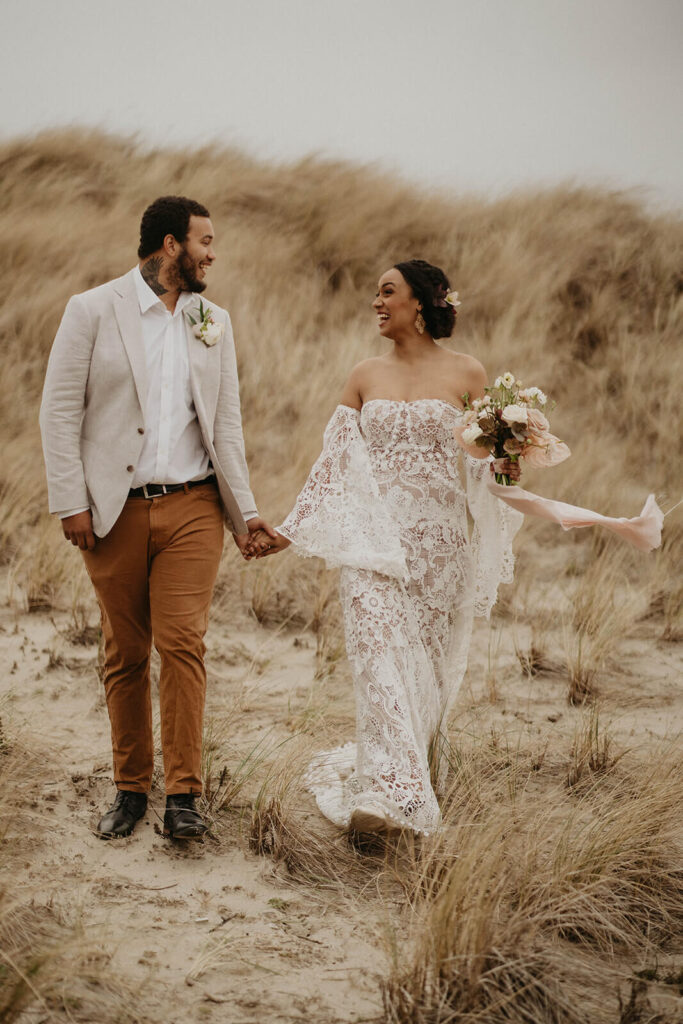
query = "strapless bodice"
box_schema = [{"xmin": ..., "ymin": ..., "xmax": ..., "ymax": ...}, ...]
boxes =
[{"xmin": 360, "ymin": 399, "xmax": 463, "ymax": 454}]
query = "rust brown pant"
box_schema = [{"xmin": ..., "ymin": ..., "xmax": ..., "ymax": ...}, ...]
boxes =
[{"xmin": 82, "ymin": 483, "xmax": 224, "ymax": 795}]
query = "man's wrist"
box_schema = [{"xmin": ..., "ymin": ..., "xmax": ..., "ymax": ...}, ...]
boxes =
[{"xmin": 58, "ymin": 506, "xmax": 90, "ymax": 519}]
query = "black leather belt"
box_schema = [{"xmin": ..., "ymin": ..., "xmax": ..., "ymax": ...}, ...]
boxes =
[{"xmin": 128, "ymin": 475, "xmax": 216, "ymax": 499}]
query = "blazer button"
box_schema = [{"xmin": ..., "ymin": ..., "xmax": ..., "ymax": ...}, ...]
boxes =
[
  {"xmin": 126, "ymin": 465, "xmax": 134, "ymax": 472},
  {"xmin": 137, "ymin": 427, "xmax": 145, "ymax": 435}
]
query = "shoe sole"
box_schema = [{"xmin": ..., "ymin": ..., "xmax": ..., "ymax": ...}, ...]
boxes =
[{"xmin": 162, "ymin": 826, "xmax": 208, "ymax": 840}]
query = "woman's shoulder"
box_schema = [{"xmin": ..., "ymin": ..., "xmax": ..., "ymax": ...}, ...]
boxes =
[
  {"xmin": 344, "ymin": 356, "xmax": 388, "ymax": 389},
  {"xmin": 440, "ymin": 347, "xmax": 486, "ymax": 372},
  {"xmin": 340, "ymin": 357, "xmax": 388, "ymax": 410},
  {"xmin": 347, "ymin": 355, "xmax": 388, "ymax": 379},
  {"xmin": 442, "ymin": 349, "xmax": 487, "ymax": 386}
]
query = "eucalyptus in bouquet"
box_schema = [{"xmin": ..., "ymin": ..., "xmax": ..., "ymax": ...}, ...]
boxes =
[{"xmin": 454, "ymin": 371, "xmax": 570, "ymax": 484}]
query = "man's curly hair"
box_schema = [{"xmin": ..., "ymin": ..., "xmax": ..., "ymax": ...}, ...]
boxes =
[{"xmin": 138, "ymin": 196, "xmax": 210, "ymax": 259}]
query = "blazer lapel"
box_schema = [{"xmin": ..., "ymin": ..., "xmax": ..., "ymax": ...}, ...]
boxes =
[
  {"xmin": 184, "ymin": 303, "xmax": 217, "ymax": 424},
  {"xmin": 113, "ymin": 271, "xmax": 147, "ymax": 417}
]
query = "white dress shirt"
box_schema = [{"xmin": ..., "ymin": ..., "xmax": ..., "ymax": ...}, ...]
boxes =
[
  {"xmin": 60, "ymin": 267, "xmax": 257, "ymax": 521},
  {"xmin": 131, "ymin": 266, "xmax": 211, "ymax": 488}
]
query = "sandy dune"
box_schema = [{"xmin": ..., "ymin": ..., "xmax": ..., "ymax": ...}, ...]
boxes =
[{"xmin": 2, "ymin": 546, "xmax": 681, "ymax": 1022}]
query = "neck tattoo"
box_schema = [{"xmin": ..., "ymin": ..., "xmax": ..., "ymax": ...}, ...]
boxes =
[{"xmin": 141, "ymin": 256, "xmax": 168, "ymax": 296}]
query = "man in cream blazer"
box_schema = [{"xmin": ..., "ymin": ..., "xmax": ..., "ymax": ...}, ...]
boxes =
[{"xmin": 40, "ymin": 196, "xmax": 274, "ymax": 841}]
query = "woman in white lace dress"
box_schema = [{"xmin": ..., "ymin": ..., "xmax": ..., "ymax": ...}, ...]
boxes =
[{"xmin": 253, "ymin": 260, "xmax": 522, "ymax": 836}]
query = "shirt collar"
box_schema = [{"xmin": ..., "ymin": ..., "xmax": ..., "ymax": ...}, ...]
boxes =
[{"xmin": 133, "ymin": 265, "xmax": 195, "ymax": 315}]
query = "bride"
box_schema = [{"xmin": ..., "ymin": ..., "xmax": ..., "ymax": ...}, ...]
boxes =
[{"xmin": 251, "ymin": 259, "xmax": 522, "ymax": 836}]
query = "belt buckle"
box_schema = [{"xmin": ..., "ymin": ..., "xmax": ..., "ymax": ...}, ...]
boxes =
[{"xmin": 141, "ymin": 484, "xmax": 155, "ymax": 499}]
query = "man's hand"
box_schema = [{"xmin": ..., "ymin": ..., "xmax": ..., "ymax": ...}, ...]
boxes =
[
  {"xmin": 247, "ymin": 517, "xmax": 278, "ymax": 557},
  {"xmin": 232, "ymin": 532, "xmax": 252, "ymax": 559},
  {"xmin": 252, "ymin": 530, "xmax": 291, "ymax": 558},
  {"xmin": 62, "ymin": 510, "xmax": 97, "ymax": 550},
  {"xmin": 233, "ymin": 517, "xmax": 278, "ymax": 560}
]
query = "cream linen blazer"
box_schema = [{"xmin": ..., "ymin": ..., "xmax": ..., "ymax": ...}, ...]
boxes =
[{"xmin": 39, "ymin": 269, "xmax": 256, "ymax": 537}]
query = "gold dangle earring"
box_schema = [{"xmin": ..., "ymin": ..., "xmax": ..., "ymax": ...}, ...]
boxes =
[{"xmin": 415, "ymin": 310, "xmax": 425, "ymax": 335}]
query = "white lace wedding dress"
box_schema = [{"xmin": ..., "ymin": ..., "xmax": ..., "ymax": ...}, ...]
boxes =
[{"xmin": 278, "ymin": 400, "xmax": 522, "ymax": 835}]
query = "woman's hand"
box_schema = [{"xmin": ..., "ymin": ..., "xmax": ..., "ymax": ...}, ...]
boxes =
[
  {"xmin": 249, "ymin": 530, "xmax": 292, "ymax": 558},
  {"xmin": 491, "ymin": 457, "xmax": 522, "ymax": 482}
]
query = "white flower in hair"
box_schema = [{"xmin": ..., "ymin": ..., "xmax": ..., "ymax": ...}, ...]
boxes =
[{"xmin": 445, "ymin": 291, "xmax": 461, "ymax": 307}]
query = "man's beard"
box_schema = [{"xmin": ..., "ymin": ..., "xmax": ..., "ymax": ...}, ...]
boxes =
[{"xmin": 172, "ymin": 248, "xmax": 206, "ymax": 293}]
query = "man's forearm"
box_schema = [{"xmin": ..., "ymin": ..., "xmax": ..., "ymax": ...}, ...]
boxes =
[{"xmin": 40, "ymin": 294, "xmax": 94, "ymax": 512}]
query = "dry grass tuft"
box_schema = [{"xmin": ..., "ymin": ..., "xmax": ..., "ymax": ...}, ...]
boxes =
[
  {"xmin": 0, "ymin": 900, "xmax": 147, "ymax": 1023},
  {"xmin": 248, "ymin": 744, "xmax": 399, "ymax": 892},
  {"xmin": 383, "ymin": 736, "xmax": 683, "ymax": 1023},
  {"xmin": 563, "ymin": 543, "xmax": 645, "ymax": 705},
  {"xmin": 248, "ymin": 750, "xmax": 346, "ymax": 884},
  {"xmin": 200, "ymin": 712, "xmax": 297, "ymax": 828},
  {"xmin": 0, "ymin": 723, "xmax": 147, "ymax": 1022},
  {"xmin": 566, "ymin": 705, "xmax": 625, "ymax": 789}
]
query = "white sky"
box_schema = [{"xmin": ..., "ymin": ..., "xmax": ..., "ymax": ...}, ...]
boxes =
[{"xmin": 1, "ymin": 0, "xmax": 681, "ymax": 209}]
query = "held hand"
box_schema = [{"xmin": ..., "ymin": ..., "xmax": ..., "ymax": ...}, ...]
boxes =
[
  {"xmin": 245, "ymin": 517, "xmax": 278, "ymax": 558},
  {"xmin": 253, "ymin": 531, "xmax": 292, "ymax": 558},
  {"xmin": 61, "ymin": 510, "xmax": 96, "ymax": 550},
  {"xmin": 232, "ymin": 532, "xmax": 253, "ymax": 559},
  {"xmin": 491, "ymin": 457, "xmax": 522, "ymax": 482}
]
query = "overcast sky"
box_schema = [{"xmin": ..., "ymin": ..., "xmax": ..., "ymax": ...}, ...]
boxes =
[{"xmin": 1, "ymin": 0, "xmax": 681, "ymax": 210}]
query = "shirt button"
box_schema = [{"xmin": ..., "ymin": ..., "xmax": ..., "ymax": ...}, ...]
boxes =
[
  {"xmin": 137, "ymin": 427, "xmax": 145, "ymax": 434},
  {"xmin": 126, "ymin": 465, "xmax": 134, "ymax": 472}
]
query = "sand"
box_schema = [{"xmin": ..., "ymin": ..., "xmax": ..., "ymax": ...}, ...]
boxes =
[{"xmin": 2, "ymin": 547, "xmax": 681, "ymax": 1023}]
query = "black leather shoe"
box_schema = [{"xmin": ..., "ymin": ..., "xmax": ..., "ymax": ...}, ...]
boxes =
[
  {"xmin": 163, "ymin": 794, "xmax": 208, "ymax": 839},
  {"xmin": 97, "ymin": 790, "xmax": 148, "ymax": 839}
]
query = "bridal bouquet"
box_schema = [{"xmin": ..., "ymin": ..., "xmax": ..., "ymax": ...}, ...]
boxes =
[{"xmin": 454, "ymin": 371, "xmax": 570, "ymax": 484}]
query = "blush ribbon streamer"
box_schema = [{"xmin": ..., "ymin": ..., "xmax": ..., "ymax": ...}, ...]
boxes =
[{"xmin": 486, "ymin": 481, "xmax": 663, "ymax": 552}]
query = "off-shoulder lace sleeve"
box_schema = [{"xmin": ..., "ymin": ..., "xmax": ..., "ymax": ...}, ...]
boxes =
[
  {"xmin": 278, "ymin": 405, "xmax": 407, "ymax": 579},
  {"xmin": 464, "ymin": 454, "xmax": 524, "ymax": 618}
]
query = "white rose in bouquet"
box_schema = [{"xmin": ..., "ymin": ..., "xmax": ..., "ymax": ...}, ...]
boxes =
[
  {"xmin": 501, "ymin": 404, "xmax": 528, "ymax": 425},
  {"xmin": 462, "ymin": 423, "xmax": 484, "ymax": 444}
]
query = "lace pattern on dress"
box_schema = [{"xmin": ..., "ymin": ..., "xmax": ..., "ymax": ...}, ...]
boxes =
[
  {"xmin": 285, "ymin": 401, "xmax": 521, "ymax": 834},
  {"xmin": 278, "ymin": 405, "xmax": 407, "ymax": 579},
  {"xmin": 464, "ymin": 454, "xmax": 524, "ymax": 618}
]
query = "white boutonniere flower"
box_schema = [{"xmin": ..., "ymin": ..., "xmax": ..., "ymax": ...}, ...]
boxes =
[{"xmin": 186, "ymin": 299, "xmax": 224, "ymax": 347}]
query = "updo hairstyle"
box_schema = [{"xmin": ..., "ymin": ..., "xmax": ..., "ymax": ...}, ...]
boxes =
[{"xmin": 394, "ymin": 259, "xmax": 456, "ymax": 339}]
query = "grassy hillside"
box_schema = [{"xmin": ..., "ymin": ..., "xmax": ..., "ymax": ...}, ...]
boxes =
[{"xmin": 0, "ymin": 127, "xmax": 681, "ymax": 612}]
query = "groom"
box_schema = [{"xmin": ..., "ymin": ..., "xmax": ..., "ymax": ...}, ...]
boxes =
[{"xmin": 40, "ymin": 196, "xmax": 274, "ymax": 840}]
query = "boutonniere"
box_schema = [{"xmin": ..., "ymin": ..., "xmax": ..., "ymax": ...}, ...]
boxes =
[{"xmin": 186, "ymin": 299, "xmax": 224, "ymax": 347}]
